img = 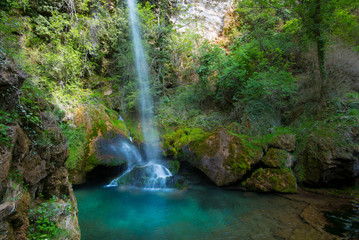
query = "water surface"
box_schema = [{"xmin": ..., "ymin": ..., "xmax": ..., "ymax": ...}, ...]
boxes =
[{"xmin": 75, "ymin": 184, "xmax": 336, "ymax": 240}]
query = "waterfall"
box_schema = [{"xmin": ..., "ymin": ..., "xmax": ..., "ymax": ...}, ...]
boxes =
[
  {"xmin": 127, "ymin": 0, "xmax": 160, "ymax": 162},
  {"xmin": 106, "ymin": 0, "xmax": 172, "ymax": 190}
]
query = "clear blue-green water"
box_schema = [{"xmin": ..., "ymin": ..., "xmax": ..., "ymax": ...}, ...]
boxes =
[{"xmin": 75, "ymin": 184, "xmax": 329, "ymax": 240}]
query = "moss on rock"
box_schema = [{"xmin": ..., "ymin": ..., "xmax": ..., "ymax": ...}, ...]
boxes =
[
  {"xmin": 184, "ymin": 128, "xmax": 263, "ymax": 186},
  {"xmin": 166, "ymin": 160, "xmax": 180, "ymax": 175},
  {"xmin": 262, "ymin": 148, "xmax": 291, "ymax": 168},
  {"xmin": 67, "ymin": 104, "xmax": 131, "ymax": 184},
  {"xmin": 162, "ymin": 127, "xmax": 210, "ymax": 158},
  {"xmin": 243, "ymin": 168, "xmax": 297, "ymax": 193}
]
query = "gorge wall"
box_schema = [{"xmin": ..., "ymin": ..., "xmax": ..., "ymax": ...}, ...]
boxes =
[{"xmin": 0, "ymin": 60, "xmax": 80, "ymax": 240}]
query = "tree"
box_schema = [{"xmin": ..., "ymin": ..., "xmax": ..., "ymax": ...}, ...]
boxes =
[{"xmin": 255, "ymin": 0, "xmax": 359, "ymax": 105}]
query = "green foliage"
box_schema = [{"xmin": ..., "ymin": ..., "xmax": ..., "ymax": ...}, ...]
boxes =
[
  {"xmin": 28, "ymin": 196, "xmax": 73, "ymax": 240},
  {"xmin": 158, "ymin": 85, "xmax": 228, "ymax": 132},
  {"xmin": 0, "ymin": 110, "xmax": 14, "ymax": 146},
  {"xmin": 61, "ymin": 124, "xmax": 87, "ymax": 170},
  {"xmin": 17, "ymin": 81, "xmax": 43, "ymax": 134}
]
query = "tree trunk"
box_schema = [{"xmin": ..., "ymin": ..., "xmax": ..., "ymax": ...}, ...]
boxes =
[{"xmin": 314, "ymin": 0, "xmax": 327, "ymax": 106}]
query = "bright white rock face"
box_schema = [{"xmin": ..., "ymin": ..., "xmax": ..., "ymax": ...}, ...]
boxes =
[{"xmin": 171, "ymin": 0, "xmax": 234, "ymax": 40}]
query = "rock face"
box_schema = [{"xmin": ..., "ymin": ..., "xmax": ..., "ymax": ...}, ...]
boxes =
[
  {"xmin": 299, "ymin": 126, "xmax": 359, "ymax": 186},
  {"xmin": 0, "ymin": 61, "xmax": 80, "ymax": 239},
  {"xmin": 0, "ymin": 61, "xmax": 27, "ymax": 112},
  {"xmin": 171, "ymin": 0, "xmax": 234, "ymax": 40},
  {"xmin": 186, "ymin": 128, "xmax": 263, "ymax": 186}
]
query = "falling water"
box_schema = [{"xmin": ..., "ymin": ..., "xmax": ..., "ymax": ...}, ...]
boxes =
[
  {"xmin": 127, "ymin": 0, "xmax": 160, "ymax": 161},
  {"xmin": 106, "ymin": 0, "xmax": 172, "ymax": 190}
]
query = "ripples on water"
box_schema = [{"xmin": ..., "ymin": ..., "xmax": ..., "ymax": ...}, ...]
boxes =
[{"xmin": 74, "ymin": 185, "xmax": 335, "ymax": 240}]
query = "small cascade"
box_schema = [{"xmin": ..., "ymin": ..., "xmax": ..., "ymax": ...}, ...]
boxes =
[{"xmin": 106, "ymin": 0, "xmax": 173, "ymax": 189}]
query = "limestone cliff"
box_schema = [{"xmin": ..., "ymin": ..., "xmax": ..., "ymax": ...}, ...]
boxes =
[{"xmin": 171, "ymin": 0, "xmax": 234, "ymax": 40}]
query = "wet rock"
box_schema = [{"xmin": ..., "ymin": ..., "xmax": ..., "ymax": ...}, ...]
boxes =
[
  {"xmin": 116, "ymin": 164, "xmax": 169, "ymax": 187},
  {"xmin": 186, "ymin": 128, "xmax": 263, "ymax": 186},
  {"xmin": 268, "ymin": 134, "xmax": 296, "ymax": 152},
  {"xmin": 243, "ymin": 168, "xmax": 297, "ymax": 193}
]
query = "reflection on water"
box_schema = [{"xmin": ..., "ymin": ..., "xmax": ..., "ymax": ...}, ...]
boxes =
[{"xmin": 75, "ymin": 185, "xmax": 340, "ymax": 240}]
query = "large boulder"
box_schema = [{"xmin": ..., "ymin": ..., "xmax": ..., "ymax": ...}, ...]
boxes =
[
  {"xmin": 186, "ymin": 128, "xmax": 263, "ymax": 186},
  {"xmin": 243, "ymin": 168, "xmax": 297, "ymax": 193},
  {"xmin": 298, "ymin": 126, "xmax": 359, "ymax": 186}
]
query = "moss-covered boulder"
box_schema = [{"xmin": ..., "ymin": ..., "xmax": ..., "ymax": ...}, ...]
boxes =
[
  {"xmin": 67, "ymin": 105, "xmax": 131, "ymax": 184},
  {"xmin": 262, "ymin": 148, "xmax": 293, "ymax": 168},
  {"xmin": 243, "ymin": 168, "xmax": 297, "ymax": 193},
  {"xmin": 298, "ymin": 125, "xmax": 359, "ymax": 186},
  {"xmin": 185, "ymin": 128, "xmax": 264, "ymax": 186}
]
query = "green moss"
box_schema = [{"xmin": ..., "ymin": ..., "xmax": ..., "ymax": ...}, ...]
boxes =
[
  {"xmin": 259, "ymin": 126, "xmax": 294, "ymax": 146},
  {"xmin": 162, "ymin": 127, "xmax": 210, "ymax": 158},
  {"xmin": 226, "ymin": 134, "xmax": 263, "ymax": 175},
  {"xmin": 111, "ymin": 119, "xmax": 130, "ymax": 138},
  {"xmin": 125, "ymin": 117, "xmax": 145, "ymax": 143},
  {"xmin": 85, "ymin": 154, "xmax": 99, "ymax": 172},
  {"xmin": 106, "ymin": 109, "xmax": 130, "ymax": 138},
  {"xmin": 167, "ymin": 161, "xmax": 180, "ymax": 175},
  {"xmin": 245, "ymin": 168, "xmax": 297, "ymax": 193},
  {"xmin": 262, "ymin": 148, "xmax": 289, "ymax": 168},
  {"xmin": 61, "ymin": 124, "xmax": 87, "ymax": 170}
]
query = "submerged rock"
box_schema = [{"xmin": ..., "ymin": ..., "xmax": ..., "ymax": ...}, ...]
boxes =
[
  {"xmin": 112, "ymin": 163, "xmax": 176, "ymax": 189},
  {"xmin": 186, "ymin": 128, "xmax": 263, "ymax": 186},
  {"xmin": 243, "ymin": 168, "xmax": 297, "ymax": 193}
]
